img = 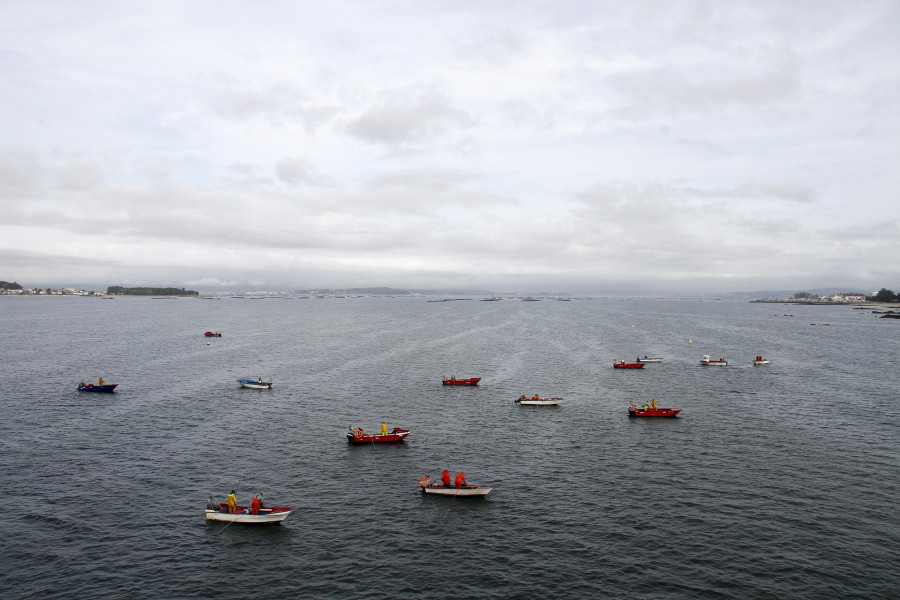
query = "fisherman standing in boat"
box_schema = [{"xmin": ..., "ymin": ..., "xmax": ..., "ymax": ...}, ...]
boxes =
[
  {"xmin": 250, "ymin": 494, "xmax": 261, "ymax": 515},
  {"xmin": 98, "ymin": 377, "xmax": 104, "ymax": 386},
  {"xmin": 227, "ymin": 490, "xmax": 237, "ymax": 513},
  {"xmin": 651, "ymin": 399, "xmax": 658, "ymax": 410},
  {"xmin": 455, "ymin": 472, "xmax": 466, "ymax": 488},
  {"xmin": 441, "ymin": 469, "xmax": 452, "ymax": 488}
]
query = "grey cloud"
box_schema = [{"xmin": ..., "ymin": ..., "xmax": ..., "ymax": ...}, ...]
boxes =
[
  {"xmin": 345, "ymin": 96, "xmax": 475, "ymax": 145},
  {"xmin": 610, "ymin": 45, "xmax": 800, "ymax": 118},
  {"xmin": 58, "ymin": 155, "xmax": 104, "ymax": 191},
  {"xmin": 276, "ymin": 158, "xmax": 332, "ymax": 187},
  {"xmin": 209, "ymin": 80, "xmax": 340, "ymax": 130},
  {"xmin": 0, "ymin": 147, "xmax": 44, "ymax": 195}
]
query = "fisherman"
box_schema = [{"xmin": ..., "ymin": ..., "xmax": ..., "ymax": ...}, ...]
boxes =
[
  {"xmin": 644, "ymin": 403, "xmax": 650, "ymax": 411},
  {"xmin": 258, "ymin": 377, "xmax": 262, "ymax": 385},
  {"xmin": 250, "ymin": 494, "xmax": 261, "ymax": 515},
  {"xmin": 98, "ymin": 377, "xmax": 104, "ymax": 386},
  {"xmin": 227, "ymin": 490, "xmax": 237, "ymax": 513},
  {"xmin": 381, "ymin": 422, "xmax": 388, "ymax": 436},
  {"xmin": 455, "ymin": 472, "xmax": 466, "ymax": 488},
  {"xmin": 756, "ymin": 355, "xmax": 762, "ymax": 361},
  {"xmin": 441, "ymin": 469, "xmax": 452, "ymax": 488},
  {"xmin": 651, "ymin": 399, "xmax": 658, "ymax": 410}
]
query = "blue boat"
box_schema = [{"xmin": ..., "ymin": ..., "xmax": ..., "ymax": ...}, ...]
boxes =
[{"xmin": 78, "ymin": 381, "xmax": 118, "ymax": 392}]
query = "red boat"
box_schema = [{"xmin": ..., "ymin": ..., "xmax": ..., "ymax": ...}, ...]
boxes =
[
  {"xmin": 628, "ymin": 404, "xmax": 680, "ymax": 418},
  {"xmin": 442, "ymin": 377, "xmax": 481, "ymax": 386},
  {"xmin": 347, "ymin": 426, "xmax": 410, "ymax": 443},
  {"xmin": 613, "ymin": 361, "xmax": 644, "ymax": 369},
  {"xmin": 204, "ymin": 331, "xmax": 222, "ymax": 337}
]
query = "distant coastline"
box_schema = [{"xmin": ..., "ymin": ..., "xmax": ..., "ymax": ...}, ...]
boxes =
[{"xmin": 750, "ymin": 299, "xmax": 900, "ymax": 307}]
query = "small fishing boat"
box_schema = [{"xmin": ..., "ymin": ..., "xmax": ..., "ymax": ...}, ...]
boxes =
[
  {"xmin": 77, "ymin": 381, "xmax": 117, "ymax": 393},
  {"xmin": 753, "ymin": 356, "xmax": 770, "ymax": 365},
  {"xmin": 628, "ymin": 403, "xmax": 681, "ymax": 418},
  {"xmin": 237, "ymin": 378, "xmax": 272, "ymax": 389},
  {"xmin": 204, "ymin": 331, "xmax": 222, "ymax": 337},
  {"xmin": 613, "ymin": 361, "xmax": 645, "ymax": 369},
  {"xmin": 700, "ymin": 355, "xmax": 728, "ymax": 366},
  {"xmin": 347, "ymin": 426, "xmax": 410, "ymax": 443},
  {"xmin": 516, "ymin": 395, "xmax": 562, "ymax": 406},
  {"xmin": 418, "ymin": 476, "xmax": 492, "ymax": 497},
  {"xmin": 205, "ymin": 500, "xmax": 291, "ymax": 524},
  {"xmin": 442, "ymin": 376, "xmax": 481, "ymax": 386},
  {"xmin": 636, "ymin": 356, "xmax": 663, "ymax": 363}
]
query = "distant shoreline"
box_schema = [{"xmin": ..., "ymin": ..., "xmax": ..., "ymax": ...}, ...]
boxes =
[{"xmin": 750, "ymin": 299, "xmax": 900, "ymax": 308}]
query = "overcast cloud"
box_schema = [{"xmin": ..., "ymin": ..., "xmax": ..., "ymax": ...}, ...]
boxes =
[{"xmin": 1, "ymin": 0, "xmax": 898, "ymax": 293}]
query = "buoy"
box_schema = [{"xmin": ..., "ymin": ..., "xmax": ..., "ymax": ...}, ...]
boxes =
[
  {"xmin": 207, "ymin": 342, "xmax": 210, "ymax": 345},
  {"xmin": 689, "ymin": 340, "xmax": 692, "ymax": 344}
]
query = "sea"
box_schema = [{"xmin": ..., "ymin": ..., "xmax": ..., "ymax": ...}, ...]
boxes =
[{"xmin": 1, "ymin": 295, "xmax": 898, "ymax": 599}]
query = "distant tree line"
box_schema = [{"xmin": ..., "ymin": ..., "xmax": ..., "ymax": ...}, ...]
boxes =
[
  {"xmin": 0, "ymin": 280, "xmax": 23, "ymax": 290},
  {"xmin": 867, "ymin": 288, "xmax": 898, "ymax": 302},
  {"xmin": 107, "ymin": 286, "xmax": 199, "ymax": 296}
]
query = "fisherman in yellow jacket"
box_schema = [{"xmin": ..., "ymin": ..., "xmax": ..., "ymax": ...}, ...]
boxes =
[
  {"xmin": 382, "ymin": 422, "xmax": 388, "ymax": 436},
  {"xmin": 227, "ymin": 490, "xmax": 237, "ymax": 513}
]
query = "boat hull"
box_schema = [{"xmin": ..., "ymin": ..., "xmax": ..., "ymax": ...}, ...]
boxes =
[
  {"xmin": 422, "ymin": 485, "xmax": 492, "ymax": 497},
  {"xmin": 238, "ymin": 379, "xmax": 272, "ymax": 389},
  {"xmin": 629, "ymin": 407, "xmax": 681, "ymax": 418},
  {"xmin": 517, "ymin": 398, "xmax": 561, "ymax": 405},
  {"xmin": 442, "ymin": 378, "xmax": 481, "ymax": 386},
  {"xmin": 205, "ymin": 507, "xmax": 291, "ymax": 523},
  {"xmin": 347, "ymin": 428, "xmax": 410, "ymax": 443},
  {"xmin": 614, "ymin": 363, "xmax": 645, "ymax": 369},
  {"xmin": 700, "ymin": 355, "xmax": 727, "ymax": 366},
  {"xmin": 78, "ymin": 384, "xmax": 117, "ymax": 392},
  {"xmin": 637, "ymin": 357, "xmax": 663, "ymax": 363},
  {"xmin": 753, "ymin": 360, "xmax": 770, "ymax": 365}
]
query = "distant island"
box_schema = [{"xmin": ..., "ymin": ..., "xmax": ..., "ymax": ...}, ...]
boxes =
[{"xmin": 107, "ymin": 286, "xmax": 199, "ymax": 296}]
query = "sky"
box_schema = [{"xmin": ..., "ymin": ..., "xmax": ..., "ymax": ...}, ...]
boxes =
[{"xmin": 1, "ymin": 0, "xmax": 898, "ymax": 294}]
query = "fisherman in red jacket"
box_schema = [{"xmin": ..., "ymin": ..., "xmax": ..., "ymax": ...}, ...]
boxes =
[
  {"xmin": 455, "ymin": 472, "xmax": 466, "ymax": 488},
  {"xmin": 250, "ymin": 494, "xmax": 261, "ymax": 515},
  {"xmin": 441, "ymin": 469, "xmax": 452, "ymax": 488}
]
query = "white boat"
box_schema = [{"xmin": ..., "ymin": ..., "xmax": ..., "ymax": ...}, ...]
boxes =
[
  {"xmin": 636, "ymin": 356, "xmax": 663, "ymax": 363},
  {"xmin": 753, "ymin": 357, "xmax": 770, "ymax": 365},
  {"xmin": 516, "ymin": 395, "xmax": 562, "ymax": 406},
  {"xmin": 205, "ymin": 504, "xmax": 291, "ymax": 524},
  {"xmin": 237, "ymin": 378, "xmax": 272, "ymax": 389},
  {"xmin": 700, "ymin": 355, "xmax": 728, "ymax": 366},
  {"xmin": 421, "ymin": 485, "xmax": 492, "ymax": 497}
]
